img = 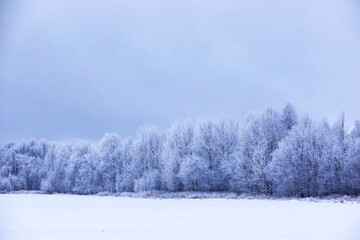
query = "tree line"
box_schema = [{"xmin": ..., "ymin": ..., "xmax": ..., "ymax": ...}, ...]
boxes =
[{"xmin": 1, "ymin": 104, "xmax": 360, "ymax": 197}]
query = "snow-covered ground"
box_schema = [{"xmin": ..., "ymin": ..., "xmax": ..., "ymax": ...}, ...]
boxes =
[{"xmin": 1, "ymin": 194, "xmax": 360, "ymax": 240}]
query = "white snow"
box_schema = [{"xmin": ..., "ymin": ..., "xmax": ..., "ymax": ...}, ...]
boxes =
[{"xmin": 1, "ymin": 194, "xmax": 360, "ymax": 240}]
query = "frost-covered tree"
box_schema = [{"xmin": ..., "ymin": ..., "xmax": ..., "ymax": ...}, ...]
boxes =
[
  {"xmin": 97, "ymin": 133, "xmax": 122, "ymax": 192},
  {"xmin": 344, "ymin": 139, "xmax": 360, "ymax": 195},
  {"xmin": 330, "ymin": 114, "xmax": 349, "ymax": 193},
  {"xmin": 269, "ymin": 117, "xmax": 322, "ymax": 197},
  {"xmin": 132, "ymin": 126, "xmax": 164, "ymax": 192},
  {"xmin": 233, "ymin": 109, "xmax": 284, "ymax": 194},
  {"xmin": 0, "ymin": 143, "xmax": 17, "ymax": 191},
  {"xmin": 351, "ymin": 120, "xmax": 360, "ymax": 139},
  {"xmin": 41, "ymin": 143, "xmax": 69, "ymax": 193},
  {"xmin": 161, "ymin": 120, "xmax": 194, "ymax": 191},
  {"xmin": 115, "ymin": 138, "xmax": 134, "ymax": 192},
  {"xmin": 64, "ymin": 141, "xmax": 98, "ymax": 194},
  {"xmin": 192, "ymin": 119, "xmax": 239, "ymax": 191},
  {"xmin": 213, "ymin": 120, "xmax": 240, "ymax": 191},
  {"xmin": 192, "ymin": 119, "xmax": 218, "ymax": 190},
  {"xmin": 12, "ymin": 139, "xmax": 50, "ymax": 191},
  {"xmin": 280, "ymin": 103, "xmax": 298, "ymax": 132},
  {"xmin": 342, "ymin": 120, "xmax": 360, "ymax": 195},
  {"xmin": 313, "ymin": 121, "xmax": 333, "ymax": 195},
  {"xmin": 178, "ymin": 155, "xmax": 209, "ymax": 191}
]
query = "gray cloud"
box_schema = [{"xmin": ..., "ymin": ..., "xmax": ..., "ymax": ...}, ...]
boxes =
[{"xmin": 1, "ymin": 0, "xmax": 360, "ymax": 144}]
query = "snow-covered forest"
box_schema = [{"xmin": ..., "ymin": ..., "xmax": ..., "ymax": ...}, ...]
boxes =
[{"xmin": 1, "ymin": 104, "xmax": 360, "ymax": 197}]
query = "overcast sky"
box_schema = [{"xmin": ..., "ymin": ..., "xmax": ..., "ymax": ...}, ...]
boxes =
[{"xmin": 0, "ymin": 0, "xmax": 360, "ymax": 144}]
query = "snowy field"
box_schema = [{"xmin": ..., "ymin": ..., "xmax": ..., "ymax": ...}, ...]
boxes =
[{"xmin": 1, "ymin": 194, "xmax": 360, "ymax": 240}]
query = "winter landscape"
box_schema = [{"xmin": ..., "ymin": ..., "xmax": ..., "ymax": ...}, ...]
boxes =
[
  {"xmin": 1, "ymin": 0, "xmax": 360, "ymax": 239},
  {"xmin": 1, "ymin": 105, "xmax": 360, "ymax": 239}
]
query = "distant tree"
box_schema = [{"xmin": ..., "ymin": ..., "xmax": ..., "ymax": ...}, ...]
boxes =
[
  {"xmin": 192, "ymin": 119, "xmax": 220, "ymax": 191},
  {"xmin": 41, "ymin": 144, "xmax": 69, "ymax": 193},
  {"xmin": 132, "ymin": 126, "xmax": 164, "ymax": 192},
  {"xmin": 330, "ymin": 113, "xmax": 349, "ymax": 193},
  {"xmin": 97, "ymin": 133, "xmax": 122, "ymax": 192},
  {"xmin": 0, "ymin": 143, "xmax": 16, "ymax": 191},
  {"xmin": 178, "ymin": 155, "xmax": 209, "ymax": 191},
  {"xmin": 343, "ymin": 119, "xmax": 360, "ymax": 195},
  {"xmin": 233, "ymin": 109, "xmax": 284, "ymax": 194},
  {"xmin": 115, "ymin": 138, "xmax": 134, "ymax": 192},
  {"xmin": 344, "ymin": 139, "xmax": 360, "ymax": 195},
  {"xmin": 280, "ymin": 103, "xmax": 298, "ymax": 132},
  {"xmin": 161, "ymin": 120, "xmax": 194, "ymax": 191},
  {"xmin": 351, "ymin": 120, "xmax": 360, "ymax": 140},
  {"xmin": 176, "ymin": 119, "xmax": 240, "ymax": 192},
  {"xmin": 269, "ymin": 117, "xmax": 322, "ymax": 197},
  {"xmin": 64, "ymin": 141, "xmax": 97, "ymax": 194},
  {"xmin": 213, "ymin": 119, "xmax": 240, "ymax": 191}
]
